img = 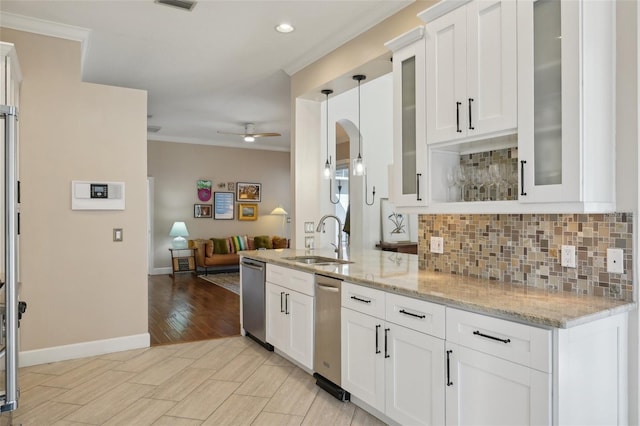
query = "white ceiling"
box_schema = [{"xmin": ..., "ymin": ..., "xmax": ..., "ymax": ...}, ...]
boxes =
[{"xmin": 0, "ymin": 0, "xmax": 412, "ymax": 151}]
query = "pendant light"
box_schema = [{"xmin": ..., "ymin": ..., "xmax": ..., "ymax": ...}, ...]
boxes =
[
  {"xmin": 322, "ymin": 89, "xmax": 333, "ymax": 179},
  {"xmin": 321, "ymin": 88, "xmax": 342, "ymax": 204},
  {"xmin": 352, "ymin": 74, "xmax": 366, "ymax": 176}
]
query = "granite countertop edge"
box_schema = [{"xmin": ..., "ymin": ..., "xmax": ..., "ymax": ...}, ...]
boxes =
[{"xmin": 241, "ymin": 249, "xmax": 637, "ymax": 329}]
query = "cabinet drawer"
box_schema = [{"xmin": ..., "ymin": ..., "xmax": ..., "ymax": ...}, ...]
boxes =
[
  {"xmin": 385, "ymin": 293, "xmax": 445, "ymax": 339},
  {"xmin": 342, "ymin": 282, "xmax": 385, "ymax": 318},
  {"xmin": 446, "ymin": 308, "xmax": 551, "ymax": 373},
  {"xmin": 266, "ymin": 264, "xmax": 314, "ymax": 296}
]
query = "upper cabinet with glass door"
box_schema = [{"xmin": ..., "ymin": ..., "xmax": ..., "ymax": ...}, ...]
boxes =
[
  {"xmin": 422, "ymin": 0, "xmax": 517, "ymax": 145},
  {"xmin": 517, "ymin": 0, "xmax": 616, "ymax": 212},
  {"xmin": 385, "ymin": 27, "xmax": 428, "ymax": 208}
]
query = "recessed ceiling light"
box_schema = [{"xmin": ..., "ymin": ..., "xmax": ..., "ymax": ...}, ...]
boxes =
[{"xmin": 275, "ymin": 23, "xmax": 294, "ymax": 33}]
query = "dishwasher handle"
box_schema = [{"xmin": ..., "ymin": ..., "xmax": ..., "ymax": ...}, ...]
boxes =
[
  {"xmin": 241, "ymin": 259, "xmax": 265, "ymax": 271},
  {"xmin": 316, "ymin": 283, "xmax": 340, "ymax": 292}
]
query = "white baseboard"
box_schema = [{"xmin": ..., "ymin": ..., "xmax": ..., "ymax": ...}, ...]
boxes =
[
  {"xmin": 19, "ymin": 333, "xmax": 150, "ymax": 367},
  {"xmin": 150, "ymin": 267, "xmax": 171, "ymax": 275}
]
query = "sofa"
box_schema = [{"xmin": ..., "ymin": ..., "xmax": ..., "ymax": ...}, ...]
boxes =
[{"xmin": 189, "ymin": 235, "xmax": 289, "ymax": 274}]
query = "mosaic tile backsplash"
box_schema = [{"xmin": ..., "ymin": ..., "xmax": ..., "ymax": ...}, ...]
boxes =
[{"xmin": 418, "ymin": 213, "xmax": 633, "ymax": 301}]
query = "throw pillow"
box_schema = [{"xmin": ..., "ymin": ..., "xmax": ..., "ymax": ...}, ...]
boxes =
[
  {"xmin": 246, "ymin": 238, "xmax": 255, "ymax": 250},
  {"xmin": 212, "ymin": 238, "xmax": 230, "ymax": 254},
  {"xmin": 231, "ymin": 235, "xmax": 248, "ymax": 252},
  {"xmin": 254, "ymin": 235, "xmax": 272, "ymax": 249},
  {"xmin": 205, "ymin": 240, "xmax": 213, "ymax": 257},
  {"xmin": 272, "ymin": 236, "xmax": 288, "ymax": 249}
]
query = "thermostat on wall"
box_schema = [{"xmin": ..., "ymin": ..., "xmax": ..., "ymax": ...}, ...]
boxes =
[{"xmin": 71, "ymin": 181, "xmax": 125, "ymax": 210}]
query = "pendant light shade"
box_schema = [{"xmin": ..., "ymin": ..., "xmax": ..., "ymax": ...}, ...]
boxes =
[
  {"xmin": 322, "ymin": 89, "xmax": 334, "ymax": 179},
  {"xmin": 352, "ymin": 74, "xmax": 366, "ymax": 176}
]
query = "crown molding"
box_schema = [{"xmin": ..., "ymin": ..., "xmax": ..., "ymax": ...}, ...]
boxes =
[{"xmin": 0, "ymin": 12, "xmax": 91, "ymax": 73}]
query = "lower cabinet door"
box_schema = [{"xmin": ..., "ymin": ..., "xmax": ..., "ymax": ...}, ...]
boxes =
[
  {"xmin": 287, "ymin": 291, "xmax": 314, "ymax": 369},
  {"xmin": 265, "ymin": 283, "xmax": 288, "ymax": 350},
  {"xmin": 445, "ymin": 343, "xmax": 551, "ymax": 426},
  {"xmin": 341, "ymin": 308, "xmax": 385, "ymax": 412},
  {"xmin": 385, "ymin": 325, "xmax": 445, "ymax": 425}
]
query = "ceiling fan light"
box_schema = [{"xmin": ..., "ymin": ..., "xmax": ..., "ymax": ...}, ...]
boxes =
[
  {"xmin": 275, "ymin": 23, "xmax": 295, "ymax": 33},
  {"xmin": 244, "ymin": 135, "xmax": 255, "ymax": 143}
]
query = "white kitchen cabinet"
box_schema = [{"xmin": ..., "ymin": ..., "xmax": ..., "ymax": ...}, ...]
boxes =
[
  {"xmin": 341, "ymin": 282, "xmax": 445, "ymax": 425},
  {"xmin": 517, "ymin": 0, "xmax": 616, "ymax": 211},
  {"xmin": 341, "ymin": 308, "xmax": 385, "ymax": 411},
  {"xmin": 265, "ymin": 265, "xmax": 314, "ymax": 369},
  {"xmin": 445, "ymin": 342, "xmax": 551, "ymax": 426},
  {"xmin": 265, "ymin": 283, "xmax": 289, "ymax": 350},
  {"xmin": 423, "ymin": 0, "xmax": 517, "ymax": 144},
  {"xmin": 445, "ymin": 308, "xmax": 551, "ymax": 425},
  {"xmin": 385, "ymin": 27, "xmax": 428, "ymax": 208},
  {"xmin": 386, "ymin": 323, "xmax": 445, "ymax": 425}
]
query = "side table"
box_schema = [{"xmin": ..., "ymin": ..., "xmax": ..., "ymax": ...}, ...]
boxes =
[{"xmin": 169, "ymin": 248, "xmax": 196, "ymax": 277}]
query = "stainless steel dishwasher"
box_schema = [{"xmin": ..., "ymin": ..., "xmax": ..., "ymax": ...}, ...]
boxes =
[
  {"xmin": 240, "ymin": 258, "xmax": 273, "ymax": 351},
  {"xmin": 313, "ymin": 274, "xmax": 350, "ymax": 401}
]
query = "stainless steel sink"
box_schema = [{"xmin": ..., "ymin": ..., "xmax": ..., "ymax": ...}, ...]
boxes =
[{"xmin": 283, "ymin": 256, "xmax": 352, "ymax": 265}]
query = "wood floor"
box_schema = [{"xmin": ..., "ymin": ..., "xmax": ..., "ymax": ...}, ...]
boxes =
[{"xmin": 148, "ymin": 273, "xmax": 240, "ymax": 346}]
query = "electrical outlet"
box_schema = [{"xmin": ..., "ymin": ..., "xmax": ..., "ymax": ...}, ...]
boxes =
[
  {"xmin": 607, "ymin": 248, "xmax": 624, "ymax": 274},
  {"xmin": 430, "ymin": 236, "xmax": 444, "ymax": 254},
  {"xmin": 560, "ymin": 245, "xmax": 576, "ymax": 268}
]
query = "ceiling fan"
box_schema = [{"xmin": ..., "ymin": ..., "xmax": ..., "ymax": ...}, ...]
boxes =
[{"xmin": 217, "ymin": 123, "xmax": 281, "ymax": 143}]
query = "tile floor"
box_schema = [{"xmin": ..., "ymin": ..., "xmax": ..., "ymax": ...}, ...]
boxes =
[{"xmin": 0, "ymin": 336, "xmax": 387, "ymax": 425}]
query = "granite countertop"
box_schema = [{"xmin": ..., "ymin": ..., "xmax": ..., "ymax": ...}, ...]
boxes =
[{"xmin": 241, "ymin": 248, "xmax": 636, "ymax": 329}]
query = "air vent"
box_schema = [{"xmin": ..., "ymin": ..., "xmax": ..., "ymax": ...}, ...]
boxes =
[
  {"xmin": 147, "ymin": 125, "xmax": 161, "ymax": 133},
  {"xmin": 154, "ymin": 0, "xmax": 197, "ymax": 11}
]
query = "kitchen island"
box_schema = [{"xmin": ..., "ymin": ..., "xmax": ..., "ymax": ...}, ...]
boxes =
[{"xmin": 240, "ymin": 248, "xmax": 635, "ymax": 425}]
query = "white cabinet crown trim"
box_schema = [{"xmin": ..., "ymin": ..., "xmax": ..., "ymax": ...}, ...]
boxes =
[
  {"xmin": 418, "ymin": 0, "xmax": 472, "ymax": 23},
  {"xmin": 384, "ymin": 26, "xmax": 424, "ymax": 52}
]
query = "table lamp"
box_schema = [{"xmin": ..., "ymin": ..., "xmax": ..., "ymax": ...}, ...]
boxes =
[{"xmin": 169, "ymin": 221, "xmax": 189, "ymax": 249}]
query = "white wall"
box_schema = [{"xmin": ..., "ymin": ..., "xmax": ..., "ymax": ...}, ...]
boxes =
[{"xmin": 315, "ymin": 73, "xmax": 394, "ymax": 251}]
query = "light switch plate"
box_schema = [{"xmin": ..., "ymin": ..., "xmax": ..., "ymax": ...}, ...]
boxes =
[
  {"xmin": 304, "ymin": 222, "xmax": 314, "ymax": 233},
  {"xmin": 430, "ymin": 236, "xmax": 444, "ymax": 254},
  {"xmin": 113, "ymin": 228, "xmax": 123, "ymax": 242},
  {"xmin": 607, "ymin": 248, "xmax": 624, "ymax": 274}
]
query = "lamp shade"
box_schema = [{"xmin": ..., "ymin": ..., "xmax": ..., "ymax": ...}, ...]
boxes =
[
  {"xmin": 270, "ymin": 207, "xmax": 288, "ymax": 216},
  {"xmin": 169, "ymin": 221, "xmax": 189, "ymax": 249}
]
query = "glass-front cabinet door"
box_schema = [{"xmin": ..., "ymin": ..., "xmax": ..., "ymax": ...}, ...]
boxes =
[
  {"xmin": 517, "ymin": 0, "xmax": 615, "ymax": 210},
  {"xmin": 385, "ymin": 27, "xmax": 427, "ymax": 208}
]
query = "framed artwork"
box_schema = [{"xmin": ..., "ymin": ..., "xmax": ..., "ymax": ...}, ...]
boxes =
[
  {"xmin": 227, "ymin": 182, "xmax": 235, "ymax": 192},
  {"xmin": 380, "ymin": 198, "xmax": 412, "ymax": 243},
  {"xmin": 238, "ymin": 203, "xmax": 258, "ymax": 221},
  {"xmin": 194, "ymin": 203, "xmax": 212, "ymax": 218},
  {"xmin": 213, "ymin": 192, "xmax": 234, "ymax": 220},
  {"xmin": 197, "ymin": 179, "xmax": 212, "ymax": 202},
  {"xmin": 236, "ymin": 182, "xmax": 261, "ymax": 202}
]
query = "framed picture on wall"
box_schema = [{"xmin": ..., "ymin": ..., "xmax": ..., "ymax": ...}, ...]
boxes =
[
  {"xmin": 380, "ymin": 198, "xmax": 411, "ymax": 243},
  {"xmin": 213, "ymin": 192, "xmax": 234, "ymax": 220},
  {"xmin": 238, "ymin": 203, "xmax": 258, "ymax": 221},
  {"xmin": 193, "ymin": 203, "xmax": 212, "ymax": 218},
  {"xmin": 236, "ymin": 182, "xmax": 261, "ymax": 202}
]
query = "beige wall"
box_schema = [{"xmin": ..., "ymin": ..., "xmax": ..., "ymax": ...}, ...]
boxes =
[
  {"xmin": 0, "ymin": 28, "xmax": 149, "ymax": 352},
  {"xmin": 148, "ymin": 141, "xmax": 290, "ymax": 270}
]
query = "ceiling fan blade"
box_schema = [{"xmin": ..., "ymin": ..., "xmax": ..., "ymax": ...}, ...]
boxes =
[
  {"xmin": 252, "ymin": 132, "xmax": 281, "ymax": 138},
  {"xmin": 217, "ymin": 130, "xmax": 246, "ymax": 136}
]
